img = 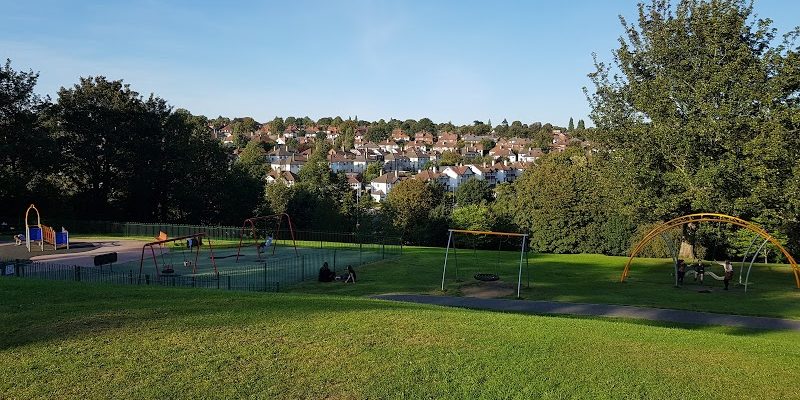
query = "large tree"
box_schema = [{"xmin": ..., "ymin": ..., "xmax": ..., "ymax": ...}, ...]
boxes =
[
  {"xmin": 0, "ymin": 60, "xmax": 57, "ymax": 216},
  {"xmin": 455, "ymin": 178, "xmax": 493, "ymax": 206},
  {"xmin": 496, "ymin": 149, "xmax": 637, "ymax": 254},
  {"xmin": 384, "ymin": 179, "xmax": 447, "ymax": 244},
  {"xmin": 586, "ymin": 0, "xmax": 800, "ymax": 235}
]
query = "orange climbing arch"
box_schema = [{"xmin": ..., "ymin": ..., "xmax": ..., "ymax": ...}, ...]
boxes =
[{"xmin": 621, "ymin": 213, "xmax": 800, "ymax": 288}]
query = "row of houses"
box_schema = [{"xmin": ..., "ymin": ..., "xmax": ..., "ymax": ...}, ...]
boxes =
[
  {"xmin": 246, "ymin": 128, "xmax": 585, "ymax": 203},
  {"xmin": 367, "ymin": 161, "xmax": 528, "ymax": 202},
  {"xmin": 264, "ymin": 147, "xmax": 530, "ymax": 202}
]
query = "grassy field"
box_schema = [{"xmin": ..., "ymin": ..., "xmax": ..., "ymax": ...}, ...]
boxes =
[
  {"xmin": 2, "ymin": 278, "xmax": 799, "ymax": 399},
  {"xmin": 288, "ymin": 247, "xmax": 800, "ymax": 319}
]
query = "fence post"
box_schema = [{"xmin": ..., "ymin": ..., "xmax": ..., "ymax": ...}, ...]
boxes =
[
  {"xmin": 382, "ymin": 240, "xmax": 386, "ymax": 259},
  {"xmin": 129, "ymin": 270, "xmax": 133, "ymax": 284},
  {"xmin": 75, "ymin": 266, "xmax": 81, "ymax": 282},
  {"xmin": 301, "ymin": 256, "xmax": 305, "ymax": 281},
  {"xmin": 227, "ymin": 275, "xmax": 231, "ymax": 290},
  {"xmin": 263, "ymin": 263, "xmax": 267, "ymax": 292},
  {"xmin": 145, "ymin": 274, "xmax": 150, "ymax": 285},
  {"xmin": 334, "ymin": 249, "xmax": 337, "ymax": 270}
]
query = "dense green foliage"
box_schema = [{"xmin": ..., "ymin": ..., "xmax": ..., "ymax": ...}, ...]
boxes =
[
  {"xmin": 586, "ymin": 0, "xmax": 800, "ymax": 253},
  {"xmin": 454, "ymin": 177, "xmax": 493, "ymax": 206},
  {"xmin": 2, "ymin": 278, "xmax": 800, "ymax": 399},
  {"xmin": 0, "ymin": 72, "xmax": 259, "ymax": 224},
  {"xmin": 384, "ymin": 179, "xmax": 449, "ymax": 245}
]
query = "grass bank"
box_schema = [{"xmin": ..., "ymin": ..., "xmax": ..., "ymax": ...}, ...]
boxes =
[
  {"xmin": 288, "ymin": 248, "xmax": 800, "ymax": 319},
  {"xmin": 1, "ymin": 278, "xmax": 799, "ymax": 399}
]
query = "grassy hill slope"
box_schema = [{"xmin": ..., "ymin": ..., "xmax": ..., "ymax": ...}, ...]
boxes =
[{"xmin": 2, "ymin": 278, "xmax": 799, "ymax": 399}]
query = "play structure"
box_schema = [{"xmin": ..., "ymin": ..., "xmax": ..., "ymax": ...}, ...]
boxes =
[
  {"xmin": 441, "ymin": 229, "xmax": 529, "ymax": 298},
  {"xmin": 621, "ymin": 213, "xmax": 800, "ymax": 291},
  {"xmin": 235, "ymin": 213, "xmax": 298, "ymax": 262},
  {"xmin": 138, "ymin": 232, "xmax": 217, "ymax": 280},
  {"xmin": 24, "ymin": 204, "xmax": 69, "ymax": 252}
]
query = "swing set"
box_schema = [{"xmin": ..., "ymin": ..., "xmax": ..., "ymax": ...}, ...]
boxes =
[
  {"xmin": 235, "ymin": 213, "xmax": 298, "ymax": 262},
  {"xmin": 440, "ymin": 229, "xmax": 530, "ymax": 298},
  {"xmin": 138, "ymin": 232, "xmax": 217, "ymax": 280}
]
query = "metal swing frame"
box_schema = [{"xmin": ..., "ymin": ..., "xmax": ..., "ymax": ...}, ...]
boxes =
[
  {"xmin": 441, "ymin": 229, "xmax": 530, "ymax": 298},
  {"xmin": 235, "ymin": 213, "xmax": 298, "ymax": 262},
  {"xmin": 138, "ymin": 232, "xmax": 217, "ymax": 281}
]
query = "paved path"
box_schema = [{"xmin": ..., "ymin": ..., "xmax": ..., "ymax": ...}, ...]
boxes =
[
  {"xmin": 372, "ymin": 294, "xmax": 800, "ymax": 331},
  {"xmin": 29, "ymin": 240, "xmax": 149, "ymax": 268}
]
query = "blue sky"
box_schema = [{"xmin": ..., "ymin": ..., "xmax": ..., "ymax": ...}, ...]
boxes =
[{"xmin": 2, "ymin": 0, "xmax": 798, "ymax": 126}]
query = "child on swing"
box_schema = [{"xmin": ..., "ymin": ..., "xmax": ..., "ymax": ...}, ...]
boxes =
[{"xmin": 258, "ymin": 235, "xmax": 273, "ymax": 253}]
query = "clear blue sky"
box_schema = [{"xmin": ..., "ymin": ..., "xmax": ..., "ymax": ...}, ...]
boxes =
[{"xmin": 2, "ymin": 0, "xmax": 798, "ymax": 126}]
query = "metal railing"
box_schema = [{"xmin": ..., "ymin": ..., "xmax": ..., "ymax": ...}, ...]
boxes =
[{"xmin": 1, "ymin": 231, "xmax": 402, "ymax": 292}]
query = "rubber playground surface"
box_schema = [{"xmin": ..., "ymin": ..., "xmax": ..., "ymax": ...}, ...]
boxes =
[{"xmin": 0, "ymin": 240, "xmax": 144, "ymax": 266}]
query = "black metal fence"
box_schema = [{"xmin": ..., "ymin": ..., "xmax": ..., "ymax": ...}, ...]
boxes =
[
  {"xmin": 38, "ymin": 220, "xmax": 399, "ymax": 249},
  {"xmin": 1, "ymin": 229, "xmax": 402, "ymax": 293}
]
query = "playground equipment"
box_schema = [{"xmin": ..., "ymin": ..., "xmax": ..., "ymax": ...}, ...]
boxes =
[
  {"xmin": 441, "ymin": 229, "xmax": 529, "ymax": 298},
  {"xmin": 24, "ymin": 204, "xmax": 69, "ymax": 252},
  {"xmin": 685, "ymin": 270, "xmax": 725, "ymax": 281},
  {"xmin": 621, "ymin": 213, "xmax": 800, "ymax": 291},
  {"xmin": 138, "ymin": 232, "xmax": 217, "ymax": 280},
  {"xmin": 235, "ymin": 213, "xmax": 298, "ymax": 262}
]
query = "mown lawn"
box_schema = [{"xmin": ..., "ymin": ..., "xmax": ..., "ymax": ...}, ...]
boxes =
[
  {"xmin": 1, "ymin": 278, "xmax": 799, "ymax": 399},
  {"xmin": 288, "ymin": 247, "xmax": 800, "ymax": 319}
]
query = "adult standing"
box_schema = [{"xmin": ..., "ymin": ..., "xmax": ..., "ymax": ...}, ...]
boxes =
[{"xmin": 718, "ymin": 260, "xmax": 734, "ymax": 290}]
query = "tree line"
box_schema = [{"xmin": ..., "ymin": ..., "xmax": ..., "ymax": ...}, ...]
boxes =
[{"xmin": 3, "ymin": 0, "xmax": 798, "ymax": 259}]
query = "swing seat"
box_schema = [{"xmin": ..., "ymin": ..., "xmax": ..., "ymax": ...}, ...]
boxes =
[
  {"xmin": 161, "ymin": 266, "xmax": 175, "ymax": 275},
  {"xmin": 474, "ymin": 273, "xmax": 499, "ymax": 282}
]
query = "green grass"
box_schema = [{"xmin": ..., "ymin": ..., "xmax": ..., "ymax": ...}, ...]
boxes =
[
  {"xmin": 288, "ymin": 247, "xmax": 800, "ymax": 319},
  {"xmin": 2, "ymin": 278, "xmax": 799, "ymax": 399}
]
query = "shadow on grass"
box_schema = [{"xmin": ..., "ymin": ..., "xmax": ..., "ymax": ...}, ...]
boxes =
[
  {"xmin": 288, "ymin": 248, "xmax": 800, "ymax": 320},
  {"xmin": 0, "ymin": 278, "xmax": 427, "ymax": 351}
]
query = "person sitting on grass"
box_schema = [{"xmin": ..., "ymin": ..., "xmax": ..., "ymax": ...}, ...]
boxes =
[
  {"xmin": 14, "ymin": 234, "xmax": 25, "ymax": 246},
  {"xmin": 318, "ymin": 262, "xmax": 335, "ymax": 282},
  {"xmin": 344, "ymin": 265, "xmax": 357, "ymax": 284}
]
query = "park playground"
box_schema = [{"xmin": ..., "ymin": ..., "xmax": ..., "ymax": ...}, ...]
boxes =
[{"xmin": 2, "ymin": 212, "xmax": 800, "ymax": 399}]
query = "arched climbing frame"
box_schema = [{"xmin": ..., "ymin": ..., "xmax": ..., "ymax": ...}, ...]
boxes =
[{"xmin": 621, "ymin": 213, "xmax": 800, "ymax": 289}]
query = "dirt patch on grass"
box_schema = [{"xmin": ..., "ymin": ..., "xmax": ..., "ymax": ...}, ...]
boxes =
[{"xmin": 459, "ymin": 280, "xmax": 516, "ymax": 299}]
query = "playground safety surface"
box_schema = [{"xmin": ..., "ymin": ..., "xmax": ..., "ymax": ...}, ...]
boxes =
[{"xmin": 0, "ymin": 242, "xmax": 99, "ymax": 260}]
